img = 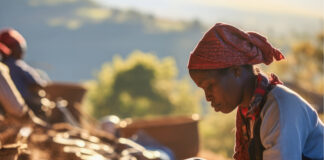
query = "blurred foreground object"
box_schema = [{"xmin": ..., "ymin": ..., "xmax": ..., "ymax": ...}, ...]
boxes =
[
  {"xmin": 0, "ymin": 120, "xmax": 169, "ymax": 160},
  {"xmin": 44, "ymin": 82, "xmax": 87, "ymax": 125},
  {"xmin": 120, "ymin": 114, "xmax": 200, "ymax": 159}
]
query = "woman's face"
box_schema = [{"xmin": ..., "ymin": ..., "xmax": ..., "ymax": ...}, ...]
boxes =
[{"xmin": 189, "ymin": 68, "xmax": 245, "ymax": 113}]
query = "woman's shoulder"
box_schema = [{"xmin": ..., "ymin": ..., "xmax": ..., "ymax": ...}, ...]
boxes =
[
  {"xmin": 260, "ymin": 86, "xmax": 324, "ymax": 160},
  {"xmin": 262, "ymin": 84, "xmax": 319, "ymax": 130},
  {"xmin": 267, "ymin": 84, "xmax": 313, "ymax": 110}
]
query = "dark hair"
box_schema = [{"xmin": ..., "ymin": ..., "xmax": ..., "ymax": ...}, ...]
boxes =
[{"xmin": 216, "ymin": 64, "xmax": 254, "ymax": 74}]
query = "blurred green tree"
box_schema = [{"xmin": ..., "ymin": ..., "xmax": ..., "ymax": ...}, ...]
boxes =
[{"xmin": 84, "ymin": 50, "xmax": 202, "ymax": 119}]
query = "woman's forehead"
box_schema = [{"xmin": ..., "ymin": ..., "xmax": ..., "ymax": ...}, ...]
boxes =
[
  {"xmin": 189, "ymin": 69, "xmax": 220, "ymax": 77},
  {"xmin": 189, "ymin": 69, "xmax": 221, "ymax": 85}
]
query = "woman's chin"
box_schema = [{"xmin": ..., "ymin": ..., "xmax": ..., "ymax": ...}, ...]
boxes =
[{"xmin": 217, "ymin": 105, "xmax": 237, "ymax": 114}]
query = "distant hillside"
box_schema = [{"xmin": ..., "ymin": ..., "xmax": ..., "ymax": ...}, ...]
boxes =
[
  {"xmin": 0, "ymin": 0, "xmax": 206, "ymax": 82},
  {"xmin": 0, "ymin": 0, "xmax": 322, "ymax": 82}
]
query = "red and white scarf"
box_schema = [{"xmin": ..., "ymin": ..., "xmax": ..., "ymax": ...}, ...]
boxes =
[{"xmin": 234, "ymin": 73, "xmax": 282, "ymax": 160}]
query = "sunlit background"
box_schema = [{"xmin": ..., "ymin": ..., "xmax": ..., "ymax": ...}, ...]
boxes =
[
  {"xmin": 1, "ymin": 0, "xmax": 323, "ymax": 159},
  {"xmin": 96, "ymin": 0, "xmax": 323, "ymax": 25}
]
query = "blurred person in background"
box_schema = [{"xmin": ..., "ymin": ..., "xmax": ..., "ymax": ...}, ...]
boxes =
[
  {"xmin": 188, "ymin": 23, "xmax": 324, "ymax": 160},
  {"xmin": 0, "ymin": 59, "xmax": 28, "ymax": 120},
  {"xmin": 0, "ymin": 49, "xmax": 46, "ymax": 127},
  {"xmin": 0, "ymin": 28, "xmax": 49, "ymax": 119}
]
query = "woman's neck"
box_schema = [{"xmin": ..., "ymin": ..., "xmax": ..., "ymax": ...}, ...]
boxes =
[{"xmin": 239, "ymin": 73, "xmax": 257, "ymax": 108}]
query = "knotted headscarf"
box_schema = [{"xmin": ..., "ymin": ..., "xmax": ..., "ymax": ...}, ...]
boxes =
[{"xmin": 188, "ymin": 23, "xmax": 284, "ymax": 69}]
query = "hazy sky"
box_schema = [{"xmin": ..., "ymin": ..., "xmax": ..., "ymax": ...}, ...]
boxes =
[{"xmin": 94, "ymin": 0, "xmax": 323, "ymax": 24}]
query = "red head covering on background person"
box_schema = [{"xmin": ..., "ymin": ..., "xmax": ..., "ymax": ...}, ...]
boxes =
[
  {"xmin": 0, "ymin": 28, "xmax": 27, "ymax": 56},
  {"xmin": 188, "ymin": 23, "xmax": 284, "ymax": 69}
]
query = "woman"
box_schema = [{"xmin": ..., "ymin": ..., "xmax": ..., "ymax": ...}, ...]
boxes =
[{"xmin": 188, "ymin": 23, "xmax": 323, "ymax": 160}]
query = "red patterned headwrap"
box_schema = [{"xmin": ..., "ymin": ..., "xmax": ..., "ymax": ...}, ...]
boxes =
[
  {"xmin": 188, "ymin": 23, "xmax": 284, "ymax": 69},
  {"xmin": 0, "ymin": 28, "xmax": 27, "ymax": 56}
]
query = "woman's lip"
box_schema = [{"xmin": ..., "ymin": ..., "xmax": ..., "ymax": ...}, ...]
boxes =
[
  {"xmin": 213, "ymin": 107, "xmax": 220, "ymax": 112},
  {"xmin": 211, "ymin": 103, "xmax": 221, "ymax": 111},
  {"xmin": 211, "ymin": 102, "xmax": 220, "ymax": 107}
]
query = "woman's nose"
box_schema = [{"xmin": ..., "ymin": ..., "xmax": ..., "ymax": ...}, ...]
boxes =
[{"xmin": 205, "ymin": 92, "xmax": 212, "ymax": 102}]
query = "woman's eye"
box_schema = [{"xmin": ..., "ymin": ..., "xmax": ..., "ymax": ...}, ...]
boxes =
[{"xmin": 205, "ymin": 84, "xmax": 212, "ymax": 91}]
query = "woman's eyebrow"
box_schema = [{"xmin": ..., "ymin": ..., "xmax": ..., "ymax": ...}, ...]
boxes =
[{"xmin": 199, "ymin": 79, "xmax": 212, "ymax": 88}]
